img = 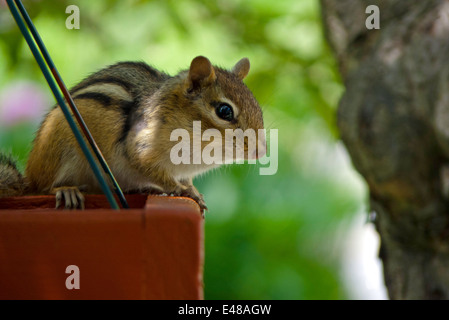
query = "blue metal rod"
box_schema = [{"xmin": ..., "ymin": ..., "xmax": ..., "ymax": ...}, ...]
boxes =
[
  {"xmin": 6, "ymin": 0, "xmax": 120, "ymax": 210},
  {"xmin": 12, "ymin": 0, "xmax": 129, "ymax": 209}
]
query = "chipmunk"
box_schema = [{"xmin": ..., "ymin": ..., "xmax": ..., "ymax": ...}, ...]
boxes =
[{"xmin": 0, "ymin": 56, "xmax": 265, "ymax": 212}]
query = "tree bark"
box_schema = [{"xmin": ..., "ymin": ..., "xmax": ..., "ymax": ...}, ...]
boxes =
[{"xmin": 321, "ymin": 0, "xmax": 449, "ymax": 299}]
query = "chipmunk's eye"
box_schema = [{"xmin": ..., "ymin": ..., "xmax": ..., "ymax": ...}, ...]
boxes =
[{"xmin": 216, "ymin": 103, "xmax": 234, "ymax": 121}]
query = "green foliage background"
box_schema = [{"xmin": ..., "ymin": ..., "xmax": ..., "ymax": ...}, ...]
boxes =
[{"xmin": 0, "ymin": 0, "xmax": 368, "ymax": 299}]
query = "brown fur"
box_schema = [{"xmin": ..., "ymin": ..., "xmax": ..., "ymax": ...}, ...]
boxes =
[
  {"xmin": 0, "ymin": 154, "xmax": 26, "ymax": 197},
  {"xmin": 4, "ymin": 56, "xmax": 265, "ymax": 210}
]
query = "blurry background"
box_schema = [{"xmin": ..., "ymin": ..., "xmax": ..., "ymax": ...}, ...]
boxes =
[{"xmin": 0, "ymin": 0, "xmax": 387, "ymax": 299}]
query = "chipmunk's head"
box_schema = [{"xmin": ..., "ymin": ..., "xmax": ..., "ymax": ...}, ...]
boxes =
[{"xmin": 180, "ymin": 56, "xmax": 266, "ymax": 161}]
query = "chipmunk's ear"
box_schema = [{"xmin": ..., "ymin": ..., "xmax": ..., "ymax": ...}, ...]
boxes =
[
  {"xmin": 232, "ymin": 58, "xmax": 250, "ymax": 80},
  {"xmin": 188, "ymin": 56, "xmax": 216, "ymax": 91}
]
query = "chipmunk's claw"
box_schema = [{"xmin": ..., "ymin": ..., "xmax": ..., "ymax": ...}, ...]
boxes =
[
  {"xmin": 196, "ymin": 194, "xmax": 208, "ymax": 216},
  {"xmin": 154, "ymin": 185, "xmax": 208, "ymax": 217},
  {"xmin": 180, "ymin": 188, "xmax": 208, "ymax": 217},
  {"xmin": 54, "ymin": 187, "xmax": 85, "ymax": 210}
]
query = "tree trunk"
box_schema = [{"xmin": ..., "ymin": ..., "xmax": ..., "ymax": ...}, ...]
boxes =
[{"xmin": 321, "ymin": 0, "xmax": 449, "ymax": 299}]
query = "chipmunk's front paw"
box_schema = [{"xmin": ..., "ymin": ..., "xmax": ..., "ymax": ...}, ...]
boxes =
[
  {"xmin": 52, "ymin": 187, "xmax": 85, "ymax": 210},
  {"xmin": 181, "ymin": 187, "xmax": 208, "ymax": 215},
  {"xmin": 193, "ymin": 193, "xmax": 208, "ymax": 214},
  {"xmin": 165, "ymin": 185, "xmax": 207, "ymax": 215}
]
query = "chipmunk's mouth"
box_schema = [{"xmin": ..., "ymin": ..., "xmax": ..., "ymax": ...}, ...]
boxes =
[
  {"xmin": 226, "ymin": 143, "xmax": 266, "ymax": 161},
  {"xmin": 222, "ymin": 131, "xmax": 267, "ymax": 161},
  {"xmin": 249, "ymin": 144, "xmax": 266, "ymax": 160},
  {"xmin": 247, "ymin": 130, "xmax": 267, "ymax": 160}
]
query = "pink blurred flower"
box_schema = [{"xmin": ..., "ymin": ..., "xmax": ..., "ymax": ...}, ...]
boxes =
[{"xmin": 0, "ymin": 81, "xmax": 50, "ymax": 127}]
